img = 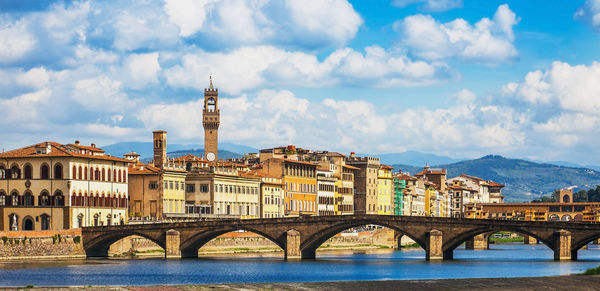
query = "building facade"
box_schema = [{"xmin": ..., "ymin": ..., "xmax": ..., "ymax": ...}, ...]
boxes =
[
  {"xmin": 346, "ymin": 153, "xmax": 380, "ymax": 215},
  {"xmin": 0, "ymin": 141, "xmax": 130, "ymax": 231},
  {"xmin": 317, "ymin": 168, "xmax": 336, "ymax": 216},
  {"xmin": 377, "ymin": 165, "xmax": 394, "ymax": 215}
]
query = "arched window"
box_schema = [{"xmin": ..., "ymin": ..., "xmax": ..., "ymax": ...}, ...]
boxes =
[
  {"xmin": 54, "ymin": 163, "xmax": 63, "ymax": 179},
  {"xmin": 102, "ymin": 168, "xmax": 105, "ymax": 181},
  {"xmin": 89, "ymin": 167, "xmax": 94, "ymax": 180},
  {"xmin": 118, "ymin": 169, "xmax": 122, "ymax": 182},
  {"xmin": 0, "ymin": 165, "xmax": 5, "ymax": 179},
  {"xmin": 113, "ymin": 169, "xmax": 116, "ymax": 182},
  {"xmin": 11, "ymin": 165, "xmax": 21, "ymax": 179},
  {"xmin": 8, "ymin": 190, "xmax": 19, "ymax": 206},
  {"xmin": 123, "ymin": 170, "xmax": 126, "ymax": 183},
  {"xmin": 563, "ymin": 195, "xmax": 570, "ymax": 203},
  {"xmin": 72, "ymin": 166, "xmax": 77, "ymax": 179},
  {"xmin": 23, "ymin": 216, "xmax": 34, "ymax": 231},
  {"xmin": 39, "ymin": 190, "xmax": 50, "ymax": 206},
  {"xmin": 78, "ymin": 166, "xmax": 82, "ymax": 180},
  {"xmin": 23, "ymin": 191, "xmax": 34, "ymax": 206},
  {"xmin": 40, "ymin": 214, "xmax": 50, "ymax": 230},
  {"xmin": 0, "ymin": 190, "xmax": 5, "ymax": 206},
  {"xmin": 107, "ymin": 169, "xmax": 111, "ymax": 181},
  {"xmin": 186, "ymin": 162, "xmax": 192, "ymax": 171},
  {"xmin": 95, "ymin": 168, "xmax": 100, "ymax": 180},
  {"xmin": 40, "ymin": 164, "xmax": 49, "ymax": 179},
  {"xmin": 54, "ymin": 190, "xmax": 64, "ymax": 206},
  {"xmin": 24, "ymin": 164, "xmax": 32, "ymax": 179},
  {"xmin": 84, "ymin": 166, "xmax": 88, "ymax": 180}
]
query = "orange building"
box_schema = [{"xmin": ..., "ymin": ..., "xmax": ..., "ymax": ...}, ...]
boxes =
[
  {"xmin": 465, "ymin": 202, "xmax": 600, "ymax": 222},
  {"xmin": 259, "ymin": 158, "xmax": 317, "ymax": 216}
]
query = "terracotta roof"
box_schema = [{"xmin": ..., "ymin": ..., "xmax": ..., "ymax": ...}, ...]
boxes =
[
  {"xmin": 128, "ymin": 163, "xmax": 161, "ymax": 175},
  {"xmin": 173, "ymin": 154, "xmax": 207, "ymax": 162},
  {"xmin": 0, "ymin": 142, "xmax": 131, "ymax": 163},
  {"xmin": 448, "ymin": 185, "xmax": 477, "ymax": 191},
  {"xmin": 124, "ymin": 152, "xmax": 140, "ymax": 156},
  {"xmin": 67, "ymin": 143, "xmax": 105, "ymax": 153},
  {"xmin": 395, "ymin": 174, "xmax": 417, "ymax": 180},
  {"xmin": 460, "ymin": 174, "xmax": 485, "ymax": 181},
  {"xmin": 379, "ymin": 164, "xmax": 395, "ymax": 170},
  {"xmin": 279, "ymin": 158, "xmax": 319, "ymax": 166},
  {"xmin": 342, "ymin": 164, "xmax": 359, "ymax": 170},
  {"xmin": 415, "ymin": 168, "xmax": 447, "ymax": 176},
  {"xmin": 487, "ymin": 181, "xmax": 505, "ymax": 187}
]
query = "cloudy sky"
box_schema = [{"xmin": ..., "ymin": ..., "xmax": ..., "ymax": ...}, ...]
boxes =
[{"xmin": 1, "ymin": 0, "xmax": 600, "ymax": 164}]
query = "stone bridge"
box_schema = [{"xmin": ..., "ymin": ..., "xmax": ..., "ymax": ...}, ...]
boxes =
[{"xmin": 81, "ymin": 215, "xmax": 600, "ymax": 261}]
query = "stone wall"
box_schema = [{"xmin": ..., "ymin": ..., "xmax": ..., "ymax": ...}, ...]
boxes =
[{"xmin": 0, "ymin": 229, "xmax": 84, "ymax": 259}]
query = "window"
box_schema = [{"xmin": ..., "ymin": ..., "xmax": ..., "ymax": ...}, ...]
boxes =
[
  {"xmin": 41, "ymin": 164, "xmax": 49, "ymax": 179},
  {"xmin": 54, "ymin": 164, "xmax": 63, "ymax": 179},
  {"xmin": 186, "ymin": 184, "xmax": 195, "ymax": 192},
  {"xmin": 24, "ymin": 165, "xmax": 32, "ymax": 179},
  {"xmin": 175, "ymin": 182, "xmax": 179, "ymax": 190},
  {"xmin": 169, "ymin": 181, "xmax": 174, "ymax": 189},
  {"xmin": 164, "ymin": 181, "xmax": 168, "ymax": 189},
  {"xmin": 200, "ymin": 184, "xmax": 209, "ymax": 192},
  {"xmin": 149, "ymin": 182, "xmax": 158, "ymax": 189}
]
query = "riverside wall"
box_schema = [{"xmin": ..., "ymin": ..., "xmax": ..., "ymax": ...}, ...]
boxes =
[
  {"xmin": 0, "ymin": 229, "xmax": 85, "ymax": 259},
  {"xmin": 0, "ymin": 228, "xmax": 417, "ymax": 259}
]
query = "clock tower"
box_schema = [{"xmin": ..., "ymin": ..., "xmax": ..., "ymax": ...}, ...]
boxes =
[{"xmin": 203, "ymin": 76, "xmax": 220, "ymax": 162}]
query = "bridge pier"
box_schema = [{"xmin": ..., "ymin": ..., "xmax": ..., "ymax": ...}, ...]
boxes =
[
  {"xmin": 465, "ymin": 234, "xmax": 488, "ymax": 250},
  {"xmin": 554, "ymin": 230, "xmax": 572, "ymax": 261},
  {"xmin": 523, "ymin": 235, "xmax": 538, "ymax": 245},
  {"xmin": 285, "ymin": 229, "xmax": 301, "ymax": 260},
  {"xmin": 426, "ymin": 229, "xmax": 443, "ymax": 260},
  {"xmin": 165, "ymin": 229, "xmax": 181, "ymax": 259},
  {"xmin": 393, "ymin": 230, "xmax": 403, "ymax": 249}
]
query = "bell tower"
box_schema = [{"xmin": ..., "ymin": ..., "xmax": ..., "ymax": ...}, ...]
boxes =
[
  {"xmin": 203, "ymin": 76, "xmax": 220, "ymax": 162},
  {"xmin": 153, "ymin": 130, "xmax": 167, "ymax": 168}
]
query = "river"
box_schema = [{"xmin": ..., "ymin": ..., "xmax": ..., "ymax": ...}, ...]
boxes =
[{"xmin": 1, "ymin": 244, "xmax": 600, "ymax": 287}]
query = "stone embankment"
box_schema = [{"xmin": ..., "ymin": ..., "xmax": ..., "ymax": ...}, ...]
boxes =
[
  {"xmin": 0, "ymin": 228, "xmax": 415, "ymax": 259},
  {"xmin": 0, "ymin": 229, "xmax": 85, "ymax": 260}
]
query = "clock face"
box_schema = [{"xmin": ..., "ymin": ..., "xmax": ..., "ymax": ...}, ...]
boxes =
[{"xmin": 207, "ymin": 152, "xmax": 216, "ymax": 161}]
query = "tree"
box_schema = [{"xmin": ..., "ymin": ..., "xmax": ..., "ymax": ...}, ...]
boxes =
[{"xmin": 574, "ymin": 190, "xmax": 588, "ymax": 202}]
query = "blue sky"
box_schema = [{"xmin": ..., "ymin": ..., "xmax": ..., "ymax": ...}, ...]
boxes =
[{"xmin": 1, "ymin": 0, "xmax": 600, "ymax": 165}]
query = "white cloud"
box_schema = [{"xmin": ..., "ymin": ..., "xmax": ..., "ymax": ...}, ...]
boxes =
[
  {"xmin": 502, "ymin": 61, "xmax": 600, "ymax": 114},
  {"xmin": 0, "ymin": 19, "xmax": 36, "ymax": 63},
  {"xmin": 17, "ymin": 67, "xmax": 50, "ymax": 88},
  {"xmin": 163, "ymin": 0, "xmax": 362, "ymax": 49},
  {"xmin": 0, "ymin": 88, "xmax": 52, "ymax": 122},
  {"xmin": 164, "ymin": 45, "xmax": 451, "ymax": 94},
  {"xmin": 83, "ymin": 123, "xmax": 135, "ymax": 137},
  {"xmin": 72, "ymin": 76, "xmax": 136, "ymax": 112},
  {"xmin": 121, "ymin": 53, "xmax": 161, "ymax": 89},
  {"xmin": 396, "ymin": 4, "xmax": 519, "ymax": 63},
  {"xmin": 392, "ymin": 0, "xmax": 462, "ymax": 12},
  {"xmin": 575, "ymin": 0, "xmax": 600, "ymax": 30}
]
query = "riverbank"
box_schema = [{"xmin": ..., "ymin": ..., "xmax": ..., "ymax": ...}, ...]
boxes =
[{"xmin": 4, "ymin": 275, "xmax": 600, "ymax": 290}]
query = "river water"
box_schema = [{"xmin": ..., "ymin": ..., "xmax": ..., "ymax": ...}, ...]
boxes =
[{"xmin": 2, "ymin": 244, "xmax": 600, "ymax": 287}]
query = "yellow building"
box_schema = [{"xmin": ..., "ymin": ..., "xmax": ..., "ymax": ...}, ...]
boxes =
[
  {"xmin": 424, "ymin": 182, "xmax": 437, "ymax": 216},
  {"xmin": 377, "ymin": 165, "xmax": 394, "ymax": 215},
  {"xmin": 245, "ymin": 172, "xmax": 285, "ymax": 218},
  {"xmin": 260, "ymin": 158, "xmax": 318, "ymax": 216},
  {"xmin": 185, "ymin": 167, "xmax": 261, "ymax": 219},
  {"xmin": 0, "ymin": 141, "xmax": 130, "ymax": 231}
]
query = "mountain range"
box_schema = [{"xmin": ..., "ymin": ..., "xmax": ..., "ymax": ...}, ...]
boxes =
[
  {"xmin": 391, "ymin": 155, "xmax": 600, "ymax": 202},
  {"xmin": 100, "ymin": 142, "xmax": 600, "ymax": 202}
]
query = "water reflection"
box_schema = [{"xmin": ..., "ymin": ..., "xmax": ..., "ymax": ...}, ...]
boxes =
[{"xmin": 1, "ymin": 244, "xmax": 599, "ymax": 287}]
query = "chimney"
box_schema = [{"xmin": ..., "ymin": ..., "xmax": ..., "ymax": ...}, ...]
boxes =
[
  {"xmin": 91, "ymin": 143, "xmax": 96, "ymax": 148},
  {"xmin": 75, "ymin": 140, "xmax": 80, "ymax": 145}
]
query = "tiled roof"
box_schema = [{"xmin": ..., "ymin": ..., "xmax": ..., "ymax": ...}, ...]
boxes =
[
  {"xmin": 173, "ymin": 154, "xmax": 207, "ymax": 162},
  {"xmin": 448, "ymin": 185, "xmax": 477, "ymax": 191},
  {"xmin": 67, "ymin": 143, "xmax": 105, "ymax": 153},
  {"xmin": 379, "ymin": 164, "xmax": 395, "ymax": 170},
  {"xmin": 487, "ymin": 181, "xmax": 505, "ymax": 187},
  {"xmin": 343, "ymin": 164, "xmax": 359, "ymax": 170},
  {"xmin": 128, "ymin": 163, "xmax": 161, "ymax": 175},
  {"xmin": 460, "ymin": 174, "xmax": 485, "ymax": 181},
  {"xmin": 0, "ymin": 142, "xmax": 131, "ymax": 163}
]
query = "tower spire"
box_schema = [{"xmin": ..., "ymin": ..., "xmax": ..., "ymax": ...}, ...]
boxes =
[{"xmin": 209, "ymin": 75, "xmax": 213, "ymax": 90}]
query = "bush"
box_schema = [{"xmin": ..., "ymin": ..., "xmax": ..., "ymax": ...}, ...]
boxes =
[
  {"xmin": 1, "ymin": 236, "xmax": 7, "ymax": 244},
  {"xmin": 52, "ymin": 235, "xmax": 57, "ymax": 244},
  {"xmin": 22, "ymin": 237, "xmax": 26, "ymax": 245},
  {"xmin": 57, "ymin": 234, "xmax": 62, "ymax": 243},
  {"xmin": 583, "ymin": 265, "xmax": 600, "ymax": 275},
  {"xmin": 73, "ymin": 236, "xmax": 81, "ymax": 244}
]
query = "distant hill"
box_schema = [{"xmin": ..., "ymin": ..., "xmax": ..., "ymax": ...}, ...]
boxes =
[
  {"xmin": 101, "ymin": 141, "xmax": 257, "ymax": 159},
  {"xmin": 392, "ymin": 155, "xmax": 600, "ymax": 202},
  {"xmin": 365, "ymin": 150, "xmax": 463, "ymax": 167}
]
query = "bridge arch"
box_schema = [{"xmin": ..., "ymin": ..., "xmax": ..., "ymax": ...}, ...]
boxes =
[
  {"xmin": 84, "ymin": 231, "xmax": 166, "ymax": 257},
  {"xmin": 299, "ymin": 220, "xmax": 426, "ymax": 259},
  {"xmin": 443, "ymin": 227, "xmax": 553, "ymax": 259},
  {"xmin": 180, "ymin": 227, "xmax": 284, "ymax": 258},
  {"xmin": 571, "ymin": 232, "xmax": 600, "ymax": 254}
]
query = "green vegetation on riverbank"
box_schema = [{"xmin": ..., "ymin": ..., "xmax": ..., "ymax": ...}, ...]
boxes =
[
  {"xmin": 489, "ymin": 237, "xmax": 524, "ymax": 243},
  {"xmin": 583, "ymin": 265, "xmax": 600, "ymax": 275}
]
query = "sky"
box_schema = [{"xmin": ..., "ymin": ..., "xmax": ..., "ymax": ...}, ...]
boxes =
[{"xmin": 1, "ymin": 0, "xmax": 600, "ymax": 165}]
